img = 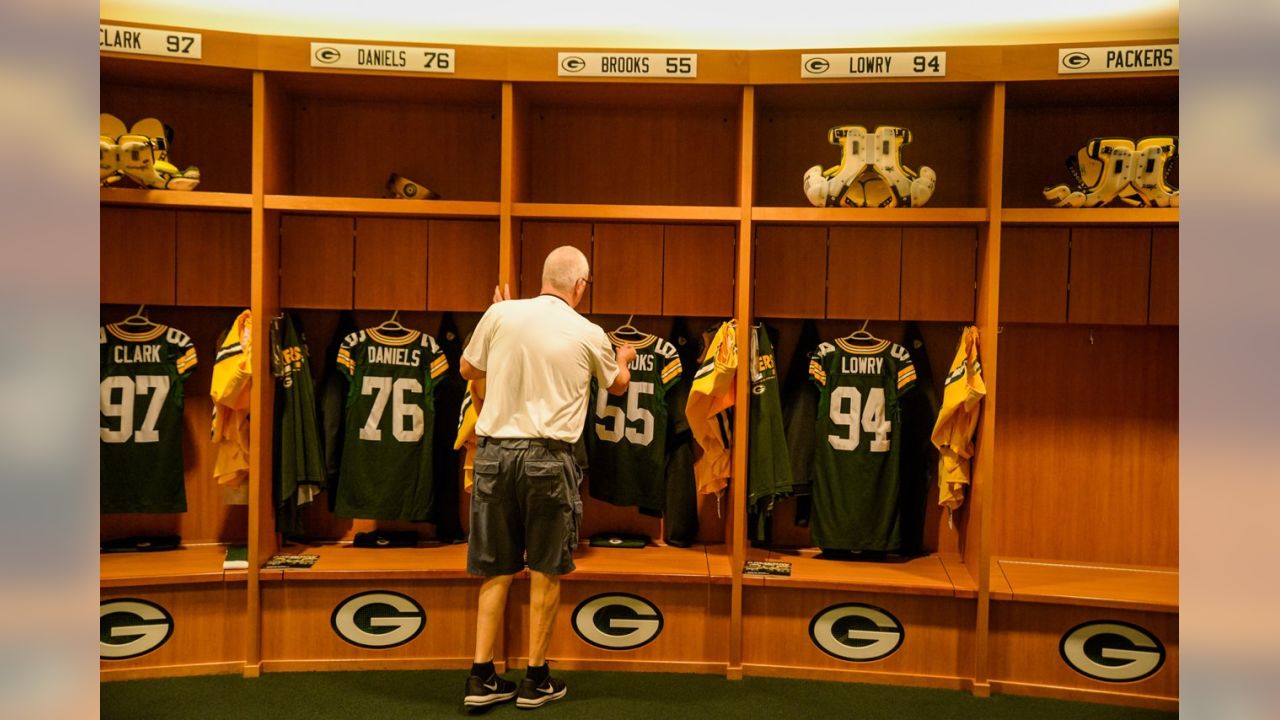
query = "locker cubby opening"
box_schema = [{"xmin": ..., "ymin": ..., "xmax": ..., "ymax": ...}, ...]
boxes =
[
  {"xmin": 101, "ymin": 57, "xmax": 253, "ymax": 194},
  {"xmin": 992, "ymin": 324, "xmax": 1177, "ymax": 569},
  {"xmin": 1002, "ymin": 76, "xmax": 1179, "ymax": 208},
  {"xmin": 276, "ymin": 214, "xmax": 500, "ymax": 311},
  {"xmin": 517, "ymin": 220, "xmax": 737, "ymax": 317},
  {"xmin": 270, "ymin": 308, "xmax": 483, "ymax": 548},
  {"xmin": 515, "ymin": 82, "xmax": 742, "ymax": 206},
  {"xmin": 745, "ymin": 318, "xmax": 977, "ymax": 570},
  {"xmin": 752, "ymin": 224, "xmax": 978, "ymax": 321},
  {"xmin": 753, "ymin": 82, "xmax": 991, "ymax": 208},
  {"xmin": 265, "ymin": 73, "xmax": 502, "ymax": 201},
  {"xmin": 100, "ymin": 304, "xmax": 250, "ymax": 549}
]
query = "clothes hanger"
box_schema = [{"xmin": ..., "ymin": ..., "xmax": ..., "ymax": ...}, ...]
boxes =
[
  {"xmin": 843, "ymin": 318, "xmax": 880, "ymax": 344},
  {"xmin": 612, "ymin": 314, "xmax": 647, "ymax": 340},
  {"xmin": 119, "ymin": 305, "xmax": 156, "ymax": 328},
  {"xmin": 375, "ymin": 310, "xmax": 411, "ymax": 336}
]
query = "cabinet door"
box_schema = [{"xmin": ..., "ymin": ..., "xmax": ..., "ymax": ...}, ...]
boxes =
[
  {"xmin": 999, "ymin": 227, "xmax": 1069, "ymax": 323},
  {"xmin": 354, "ymin": 218, "xmax": 428, "ymax": 311},
  {"xmin": 176, "ymin": 211, "xmax": 250, "ymax": 308},
  {"xmin": 592, "ymin": 223, "xmax": 663, "ymax": 315},
  {"xmin": 754, "ymin": 226, "xmax": 826, "ymax": 318},
  {"xmin": 1148, "ymin": 228, "xmax": 1178, "ymax": 325},
  {"xmin": 826, "ymin": 227, "xmax": 901, "ymax": 320},
  {"xmin": 901, "ymin": 227, "xmax": 976, "ymax": 321},
  {"xmin": 519, "ymin": 222, "xmax": 592, "ymax": 311},
  {"xmin": 1068, "ymin": 228, "xmax": 1150, "ymax": 325},
  {"xmin": 428, "ymin": 220, "xmax": 500, "ymax": 312},
  {"xmin": 663, "ymin": 225, "xmax": 735, "ymax": 317},
  {"xmin": 280, "ymin": 215, "xmax": 354, "ymax": 309},
  {"xmin": 101, "ymin": 207, "xmax": 176, "ymax": 305}
]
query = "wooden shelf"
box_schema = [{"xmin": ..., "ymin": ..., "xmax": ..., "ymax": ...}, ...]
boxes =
[
  {"xmin": 265, "ymin": 195, "xmax": 499, "ymax": 218},
  {"xmin": 751, "ymin": 549, "xmax": 973, "ymax": 597},
  {"xmin": 513, "ymin": 203, "xmax": 739, "ymax": 223},
  {"xmin": 262, "ymin": 543, "xmax": 473, "ymax": 582},
  {"xmin": 101, "ymin": 545, "xmax": 241, "ymax": 588},
  {"xmin": 994, "ymin": 558, "xmax": 1178, "ymax": 612},
  {"xmin": 259, "ymin": 542, "xmax": 720, "ymax": 584},
  {"xmin": 565, "ymin": 544, "xmax": 714, "ymax": 585},
  {"xmin": 100, "ymin": 188, "xmax": 252, "ymax": 210},
  {"xmin": 1001, "ymin": 208, "xmax": 1179, "ymax": 225},
  {"xmin": 751, "ymin": 207, "xmax": 988, "ymax": 225}
]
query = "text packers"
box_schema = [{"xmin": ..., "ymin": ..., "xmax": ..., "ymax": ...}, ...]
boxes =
[{"xmin": 1106, "ymin": 47, "xmax": 1174, "ymax": 69}]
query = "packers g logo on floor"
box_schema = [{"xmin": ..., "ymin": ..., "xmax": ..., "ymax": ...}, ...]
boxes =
[
  {"xmin": 331, "ymin": 591, "xmax": 425, "ymax": 649},
  {"xmin": 809, "ymin": 603, "xmax": 905, "ymax": 662},
  {"xmin": 1060, "ymin": 620, "xmax": 1165, "ymax": 682},
  {"xmin": 571, "ymin": 593, "xmax": 663, "ymax": 651},
  {"xmin": 101, "ymin": 599, "xmax": 174, "ymax": 660}
]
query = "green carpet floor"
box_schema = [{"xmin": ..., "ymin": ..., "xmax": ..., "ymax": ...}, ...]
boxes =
[{"xmin": 102, "ymin": 670, "xmax": 1176, "ymax": 719}]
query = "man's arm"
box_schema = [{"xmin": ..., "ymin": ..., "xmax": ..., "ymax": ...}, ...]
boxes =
[
  {"xmin": 605, "ymin": 345, "xmax": 635, "ymax": 396},
  {"xmin": 459, "ymin": 357, "xmax": 485, "ymax": 381}
]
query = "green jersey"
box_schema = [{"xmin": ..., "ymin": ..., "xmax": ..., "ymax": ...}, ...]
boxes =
[
  {"xmin": 335, "ymin": 327, "xmax": 448, "ymax": 521},
  {"xmin": 587, "ymin": 331, "xmax": 682, "ymax": 514},
  {"xmin": 100, "ymin": 323, "xmax": 197, "ymax": 513},
  {"xmin": 809, "ymin": 338, "xmax": 917, "ymax": 551},
  {"xmin": 747, "ymin": 325, "xmax": 793, "ymax": 540}
]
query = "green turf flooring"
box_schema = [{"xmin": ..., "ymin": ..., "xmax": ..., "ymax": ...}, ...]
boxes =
[{"xmin": 102, "ymin": 670, "xmax": 1177, "ymax": 719}]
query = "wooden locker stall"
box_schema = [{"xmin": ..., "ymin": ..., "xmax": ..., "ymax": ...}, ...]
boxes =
[
  {"xmin": 100, "ymin": 56, "xmax": 256, "ymax": 678},
  {"xmin": 990, "ymin": 74, "xmax": 1179, "ymax": 710}
]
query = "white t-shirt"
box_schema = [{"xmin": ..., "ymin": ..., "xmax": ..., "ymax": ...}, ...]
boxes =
[{"xmin": 462, "ymin": 294, "xmax": 620, "ymax": 443}]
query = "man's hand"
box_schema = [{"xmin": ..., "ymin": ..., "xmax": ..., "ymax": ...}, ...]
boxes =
[
  {"xmin": 606, "ymin": 345, "xmax": 635, "ymax": 396},
  {"xmin": 492, "ymin": 283, "xmax": 513, "ymax": 304}
]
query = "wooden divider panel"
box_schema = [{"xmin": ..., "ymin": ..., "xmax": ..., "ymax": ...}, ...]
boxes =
[
  {"xmin": 176, "ymin": 212, "xmax": 251, "ymax": 308},
  {"xmin": 827, "ymin": 227, "xmax": 901, "ymax": 320},
  {"xmin": 1148, "ymin": 228, "xmax": 1178, "ymax": 325},
  {"xmin": 279, "ymin": 215, "xmax": 354, "ymax": 309},
  {"xmin": 901, "ymin": 227, "xmax": 976, "ymax": 321},
  {"xmin": 754, "ymin": 226, "xmax": 826, "ymax": 318},
  {"xmin": 993, "ymin": 325, "xmax": 1177, "ymax": 566},
  {"xmin": 1068, "ymin": 228, "xmax": 1151, "ymax": 325},
  {"xmin": 999, "ymin": 227, "xmax": 1068, "ymax": 323},
  {"xmin": 519, "ymin": 221, "xmax": 593, "ymax": 309},
  {"xmin": 101, "ymin": 207, "xmax": 176, "ymax": 305},
  {"xmin": 428, "ymin": 220, "xmax": 501, "ymax": 311},
  {"xmin": 663, "ymin": 225, "xmax": 735, "ymax": 317},
  {"xmin": 353, "ymin": 218, "xmax": 428, "ymax": 310},
  {"xmin": 592, "ymin": 224, "xmax": 663, "ymax": 315}
]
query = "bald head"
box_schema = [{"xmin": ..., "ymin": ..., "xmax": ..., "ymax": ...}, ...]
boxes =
[{"xmin": 541, "ymin": 246, "xmax": 590, "ymax": 295}]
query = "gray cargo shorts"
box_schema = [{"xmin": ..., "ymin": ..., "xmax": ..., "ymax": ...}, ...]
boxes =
[{"xmin": 466, "ymin": 437, "xmax": 583, "ymax": 577}]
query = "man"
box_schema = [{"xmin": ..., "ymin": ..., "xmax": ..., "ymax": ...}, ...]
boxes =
[{"xmin": 459, "ymin": 246, "xmax": 635, "ymax": 709}]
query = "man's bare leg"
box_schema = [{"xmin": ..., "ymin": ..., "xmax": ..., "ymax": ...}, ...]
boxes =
[
  {"xmin": 474, "ymin": 574, "xmax": 514, "ymax": 663},
  {"xmin": 528, "ymin": 570, "xmax": 561, "ymax": 666}
]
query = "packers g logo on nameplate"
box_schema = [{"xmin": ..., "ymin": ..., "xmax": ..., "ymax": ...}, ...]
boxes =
[
  {"xmin": 809, "ymin": 603, "xmax": 904, "ymax": 662},
  {"xmin": 1060, "ymin": 620, "xmax": 1166, "ymax": 682},
  {"xmin": 571, "ymin": 593, "xmax": 663, "ymax": 650},
  {"xmin": 101, "ymin": 598, "xmax": 174, "ymax": 660},
  {"xmin": 331, "ymin": 591, "xmax": 425, "ymax": 649}
]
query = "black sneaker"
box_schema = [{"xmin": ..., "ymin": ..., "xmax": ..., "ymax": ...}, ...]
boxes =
[
  {"xmin": 515, "ymin": 674, "xmax": 567, "ymax": 709},
  {"xmin": 463, "ymin": 672, "xmax": 517, "ymax": 708}
]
